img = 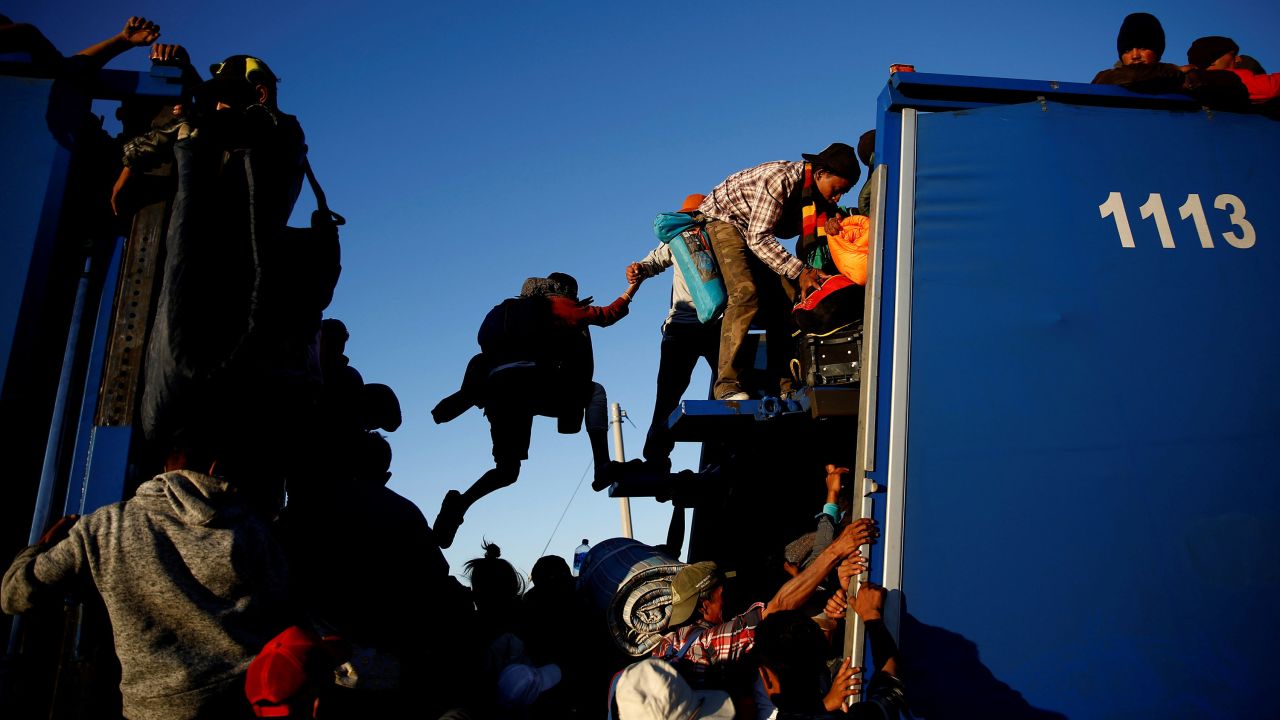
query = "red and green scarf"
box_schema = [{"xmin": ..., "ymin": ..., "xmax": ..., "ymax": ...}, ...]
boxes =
[{"xmin": 799, "ymin": 163, "xmax": 836, "ymax": 273}]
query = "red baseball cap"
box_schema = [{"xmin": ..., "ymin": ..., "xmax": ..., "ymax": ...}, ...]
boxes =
[
  {"xmin": 679, "ymin": 194, "xmax": 706, "ymax": 214},
  {"xmin": 245, "ymin": 626, "xmax": 348, "ymax": 717}
]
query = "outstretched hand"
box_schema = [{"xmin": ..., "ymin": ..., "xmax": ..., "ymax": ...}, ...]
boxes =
[
  {"xmin": 798, "ymin": 266, "xmax": 830, "ymax": 299},
  {"xmin": 111, "ymin": 168, "xmax": 131, "ymax": 216},
  {"xmin": 837, "ymin": 553, "xmax": 867, "ymax": 591},
  {"xmin": 38, "ymin": 514, "xmax": 79, "ymax": 547},
  {"xmin": 824, "ymin": 464, "xmax": 848, "ymax": 498},
  {"xmin": 830, "ymin": 517, "xmax": 878, "ymax": 556},
  {"xmin": 823, "ymin": 589, "xmax": 848, "ymax": 620},
  {"xmin": 150, "ymin": 43, "xmax": 189, "ymax": 65},
  {"xmin": 823, "ymin": 658, "xmax": 863, "ymax": 712},
  {"xmin": 120, "ymin": 16, "xmax": 160, "ymax": 46},
  {"xmin": 825, "ymin": 216, "xmax": 843, "ymax": 237},
  {"xmin": 852, "ymin": 581, "xmax": 886, "ymax": 622},
  {"xmin": 625, "ymin": 262, "xmax": 647, "ymax": 284}
]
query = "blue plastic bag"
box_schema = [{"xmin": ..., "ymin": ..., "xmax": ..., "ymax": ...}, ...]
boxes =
[{"xmin": 652, "ymin": 212, "xmax": 727, "ymax": 323}]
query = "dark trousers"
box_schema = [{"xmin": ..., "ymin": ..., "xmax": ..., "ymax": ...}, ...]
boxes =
[
  {"xmin": 643, "ymin": 320, "xmax": 721, "ymax": 462},
  {"xmin": 704, "ymin": 219, "xmax": 798, "ymax": 399}
]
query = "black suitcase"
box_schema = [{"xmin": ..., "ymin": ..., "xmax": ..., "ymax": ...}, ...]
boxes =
[{"xmin": 796, "ymin": 323, "xmax": 861, "ymax": 387}]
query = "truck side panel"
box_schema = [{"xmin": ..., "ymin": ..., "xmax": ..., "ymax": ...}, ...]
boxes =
[{"xmin": 883, "ymin": 101, "xmax": 1279, "ymax": 717}]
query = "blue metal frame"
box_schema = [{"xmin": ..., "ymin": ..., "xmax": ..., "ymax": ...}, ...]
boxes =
[{"xmin": 884, "ymin": 70, "xmax": 1202, "ymax": 113}]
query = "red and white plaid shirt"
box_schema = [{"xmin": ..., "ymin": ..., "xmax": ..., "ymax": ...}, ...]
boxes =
[
  {"xmin": 699, "ymin": 161, "xmax": 807, "ymax": 279},
  {"xmin": 650, "ymin": 602, "xmax": 766, "ymax": 683}
]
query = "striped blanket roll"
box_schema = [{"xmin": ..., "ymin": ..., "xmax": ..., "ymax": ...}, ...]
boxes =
[{"xmin": 577, "ymin": 537, "xmax": 684, "ymax": 657}]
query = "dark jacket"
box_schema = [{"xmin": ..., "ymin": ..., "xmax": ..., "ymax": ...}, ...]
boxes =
[
  {"xmin": 1092, "ymin": 62, "xmax": 1250, "ymax": 109},
  {"xmin": 138, "ymin": 105, "xmax": 308, "ymax": 444}
]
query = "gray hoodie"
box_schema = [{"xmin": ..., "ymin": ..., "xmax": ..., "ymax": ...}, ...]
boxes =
[{"xmin": 2, "ymin": 470, "xmax": 290, "ymax": 720}]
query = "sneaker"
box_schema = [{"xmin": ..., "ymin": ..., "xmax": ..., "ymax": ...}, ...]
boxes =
[
  {"xmin": 718, "ymin": 391, "xmax": 750, "ymax": 401},
  {"xmin": 432, "ymin": 490, "xmax": 466, "ymax": 549}
]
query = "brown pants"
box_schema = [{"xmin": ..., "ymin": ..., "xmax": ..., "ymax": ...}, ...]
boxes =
[{"xmin": 704, "ymin": 219, "xmax": 798, "ymax": 398}]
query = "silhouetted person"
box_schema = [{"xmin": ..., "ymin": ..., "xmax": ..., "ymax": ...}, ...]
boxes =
[
  {"xmin": 432, "ymin": 273, "xmax": 639, "ymax": 547},
  {"xmin": 466, "ymin": 541, "xmax": 527, "ymax": 647},
  {"xmin": 134, "ymin": 51, "xmax": 312, "ymax": 449},
  {"xmin": 855, "ymin": 129, "xmax": 876, "ymax": 216},
  {"xmin": 0, "ymin": 14, "xmax": 159, "ymax": 72},
  {"xmin": 276, "ymin": 431, "xmax": 471, "ymax": 718},
  {"xmin": 521, "ymin": 555, "xmax": 576, "ymax": 665}
]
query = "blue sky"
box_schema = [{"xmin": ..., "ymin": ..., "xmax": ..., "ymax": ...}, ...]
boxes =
[{"xmin": 16, "ymin": 0, "xmax": 1280, "ymax": 580}]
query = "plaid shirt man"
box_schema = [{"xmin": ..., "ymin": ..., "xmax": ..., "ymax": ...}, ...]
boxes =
[
  {"xmin": 698, "ymin": 161, "xmax": 808, "ymax": 279},
  {"xmin": 650, "ymin": 602, "xmax": 767, "ymax": 685}
]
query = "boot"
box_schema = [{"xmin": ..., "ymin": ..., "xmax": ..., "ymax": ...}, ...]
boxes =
[
  {"xmin": 432, "ymin": 490, "xmax": 467, "ymax": 549},
  {"xmin": 589, "ymin": 427, "xmax": 615, "ymax": 491}
]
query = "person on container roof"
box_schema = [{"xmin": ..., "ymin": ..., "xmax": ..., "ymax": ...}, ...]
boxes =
[
  {"xmin": 1091, "ymin": 12, "xmax": 1248, "ymax": 108},
  {"xmin": 1186, "ymin": 36, "xmax": 1280, "ymax": 104},
  {"xmin": 1091, "ymin": 12, "xmax": 1184, "ymax": 92}
]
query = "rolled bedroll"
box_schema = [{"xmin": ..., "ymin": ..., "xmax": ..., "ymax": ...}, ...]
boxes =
[{"xmin": 576, "ymin": 537, "xmax": 683, "ymax": 657}]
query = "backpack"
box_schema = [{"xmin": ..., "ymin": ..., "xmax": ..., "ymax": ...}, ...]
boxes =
[
  {"xmin": 653, "ymin": 212, "xmax": 727, "ymax": 323},
  {"xmin": 477, "ymin": 295, "xmax": 555, "ymax": 366}
]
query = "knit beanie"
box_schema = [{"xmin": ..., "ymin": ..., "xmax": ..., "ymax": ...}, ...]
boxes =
[
  {"xmin": 1116, "ymin": 13, "xmax": 1165, "ymax": 60},
  {"xmin": 856, "ymin": 130, "xmax": 876, "ymax": 168},
  {"xmin": 1187, "ymin": 36, "xmax": 1239, "ymax": 69}
]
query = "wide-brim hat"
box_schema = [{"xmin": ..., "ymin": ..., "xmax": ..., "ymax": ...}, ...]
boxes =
[
  {"xmin": 801, "ymin": 143, "xmax": 861, "ymax": 183},
  {"xmin": 616, "ymin": 659, "xmax": 735, "ymax": 719},
  {"xmin": 668, "ymin": 561, "xmax": 719, "ymax": 627}
]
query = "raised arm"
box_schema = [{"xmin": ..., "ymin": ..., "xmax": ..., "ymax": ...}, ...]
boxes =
[
  {"xmin": 560, "ymin": 284, "xmax": 641, "ymax": 328},
  {"xmin": 764, "ymin": 518, "xmax": 876, "ymax": 617},
  {"xmin": 1, "ymin": 515, "xmax": 83, "ymax": 615},
  {"xmin": 75, "ymin": 16, "xmax": 159, "ymax": 68}
]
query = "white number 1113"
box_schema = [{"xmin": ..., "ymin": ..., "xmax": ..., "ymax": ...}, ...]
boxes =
[{"xmin": 1099, "ymin": 192, "xmax": 1255, "ymax": 249}]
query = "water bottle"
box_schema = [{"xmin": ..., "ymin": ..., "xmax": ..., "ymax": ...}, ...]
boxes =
[{"xmin": 572, "ymin": 539, "xmax": 590, "ymax": 576}]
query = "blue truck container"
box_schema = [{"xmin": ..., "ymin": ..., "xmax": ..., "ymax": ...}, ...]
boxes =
[{"xmin": 852, "ymin": 73, "xmax": 1279, "ymax": 717}]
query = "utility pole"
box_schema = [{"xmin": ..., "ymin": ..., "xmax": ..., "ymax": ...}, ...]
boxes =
[{"xmin": 609, "ymin": 403, "xmax": 634, "ymax": 538}]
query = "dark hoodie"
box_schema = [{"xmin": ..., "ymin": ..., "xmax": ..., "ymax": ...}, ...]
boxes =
[{"xmin": 2, "ymin": 470, "xmax": 290, "ymax": 719}]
